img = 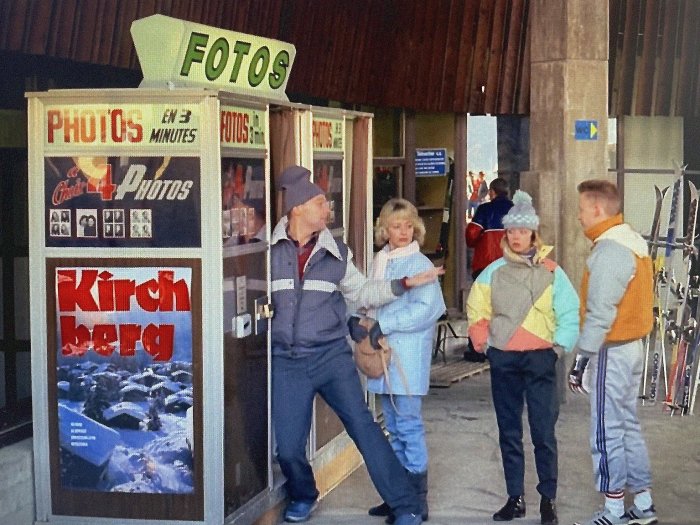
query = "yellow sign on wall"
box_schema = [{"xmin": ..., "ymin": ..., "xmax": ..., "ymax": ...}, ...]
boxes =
[{"xmin": 131, "ymin": 15, "xmax": 296, "ymax": 101}]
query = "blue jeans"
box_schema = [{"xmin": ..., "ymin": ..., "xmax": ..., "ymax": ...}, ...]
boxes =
[
  {"xmin": 380, "ymin": 394, "xmax": 428, "ymax": 473},
  {"xmin": 489, "ymin": 347, "xmax": 559, "ymax": 500},
  {"xmin": 272, "ymin": 340, "xmax": 420, "ymax": 515},
  {"xmin": 588, "ymin": 341, "xmax": 652, "ymax": 493}
]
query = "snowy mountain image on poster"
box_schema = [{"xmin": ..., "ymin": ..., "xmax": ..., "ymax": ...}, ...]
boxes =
[{"xmin": 55, "ymin": 266, "xmax": 195, "ymax": 494}]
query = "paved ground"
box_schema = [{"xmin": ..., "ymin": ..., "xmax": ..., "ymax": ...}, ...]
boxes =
[{"xmin": 305, "ymin": 346, "xmax": 700, "ymax": 525}]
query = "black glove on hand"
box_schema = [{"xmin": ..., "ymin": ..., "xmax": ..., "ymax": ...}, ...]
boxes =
[
  {"xmin": 347, "ymin": 317, "xmax": 368, "ymax": 343},
  {"xmin": 568, "ymin": 353, "xmax": 590, "ymax": 394},
  {"xmin": 368, "ymin": 321, "xmax": 384, "ymax": 350}
]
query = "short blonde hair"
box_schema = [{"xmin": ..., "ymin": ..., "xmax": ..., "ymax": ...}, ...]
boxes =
[
  {"xmin": 374, "ymin": 198, "xmax": 426, "ymax": 247},
  {"xmin": 577, "ymin": 179, "xmax": 621, "ymax": 216}
]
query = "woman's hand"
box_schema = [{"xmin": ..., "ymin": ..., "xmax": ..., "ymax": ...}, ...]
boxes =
[{"xmin": 405, "ymin": 266, "xmax": 445, "ymax": 288}]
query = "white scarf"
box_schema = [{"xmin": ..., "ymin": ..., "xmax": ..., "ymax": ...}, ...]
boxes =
[{"xmin": 367, "ymin": 241, "xmax": 420, "ymax": 318}]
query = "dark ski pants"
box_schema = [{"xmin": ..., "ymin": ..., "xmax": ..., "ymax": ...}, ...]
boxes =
[
  {"xmin": 272, "ymin": 341, "xmax": 420, "ymax": 516},
  {"xmin": 489, "ymin": 347, "xmax": 559, "ymax": 500}
]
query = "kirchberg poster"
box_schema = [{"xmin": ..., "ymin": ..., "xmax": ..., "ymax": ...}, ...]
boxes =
[
  {"xmin": 43, "ymin": 102, "xmax": 202, "ymax": 494},
  {"xmin": 55, "ymin": 265, "xmax": 195, "ymax": 494},
  {"xmin": 44, "ymin": 104, "xmax": 201, "ymax": 248}
]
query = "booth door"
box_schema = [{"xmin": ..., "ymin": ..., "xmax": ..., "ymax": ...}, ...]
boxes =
[{"xmin": 221, "ymin": 157, "xmax": 270, "ymax": 515}]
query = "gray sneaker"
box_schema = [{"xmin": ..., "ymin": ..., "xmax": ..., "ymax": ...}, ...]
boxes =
[
  {"xmin": 626, "ymin": 504, "xmax": 658, "ymax": 525},
  {"xmin": 574, "ymin": 508, "xmax": 629, "ymax": 525}
]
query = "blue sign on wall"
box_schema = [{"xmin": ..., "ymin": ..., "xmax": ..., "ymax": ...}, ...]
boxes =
[
  {"xmin": 575, "ymin": 120, "xmax": 598, "ymax": 140},
  {"xmin": 415, "ymin": 148, "xmax": 447, "ymax": 176}
]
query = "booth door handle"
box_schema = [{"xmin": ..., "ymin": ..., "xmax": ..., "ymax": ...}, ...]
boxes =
[{"xmin": 256, "ymin": 302, "xmax": 274, "ymax": 320}]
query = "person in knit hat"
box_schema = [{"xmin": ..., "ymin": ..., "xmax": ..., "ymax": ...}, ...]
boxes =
[
  {"xmin": 467, "ymin": 189, "xmax": 579, "ymax": 525},
  {"xmin": 269, "ymin": 165, "xmax": 443, "ymax": 525}
]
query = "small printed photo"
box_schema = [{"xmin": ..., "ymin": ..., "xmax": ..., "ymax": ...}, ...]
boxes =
[
  {"xmin": 104, "ymin": 210, "xmax": 113, "ymax": 223},
  {"xmin": 115, "ymin": 224, "xmax": 124, "ymax": 238},
  {"xmin": 114, "ymin": 210, "xmax": 124, "ymax": 223},
  {"xmin": 131, "ymin": 223, "xmax": 141, "ymax": 238},
  {"xmin": 141, "ymin": 209, "xmax": 151, "ymax": 223},
  {"xmin": 104, "ymin": 224, "xmax": 113, "ymax": 237},
  {"xmin": 76, "ymin": 209, "xmax": 98, "ymax": 238},
  {"xmin": 60, "ymin": 210, "xmax": 70, "ymax": 222},
  {"xmin": 141, "ymin": 223, "xmax": 152, "ymax": 238},
  {"xmin": 60, "ymin": 223, "xmax": 70, "ymax": 236},
  {"xmin": 50, "ymin": 223, "xmax": 60, "ymax": 236},
  {"xmin": 50, "ymin": 210, "xmax": 60, "ymax": 223}
]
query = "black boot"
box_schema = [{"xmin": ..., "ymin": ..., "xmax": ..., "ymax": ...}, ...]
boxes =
[
  {"xmin": 493, "ymin": 496, "xmax": 526, "ymax": 521},
  {"xmin": 368, "ymin": 502, "xmax": 392, "ymax": 517},
  {"xmin": 539, "ymin": 496, "xmax": 558, "ymax": 525},
  {"xmin": 408, "ymin": 471, "xmax": 429, "ymax": 520}
]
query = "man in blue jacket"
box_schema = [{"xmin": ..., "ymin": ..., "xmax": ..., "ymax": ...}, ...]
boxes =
[{"xmin": 270, "ymin": 165, "xmax": 441, "ymax": 524}]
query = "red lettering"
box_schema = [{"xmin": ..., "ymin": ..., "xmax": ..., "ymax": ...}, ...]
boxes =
[
  {"xmin": 142, "ymin": 324, "xmax": 174, "ymax": 361},
  {"xmin": 220, "ymin": 111, "xmax": 249, "ymax": 144},
  {"xmin": 47, "ymin": 110, "xmax": 62, "ymax": 143},
  {"xmin": 58, "ymin": 270, "xmax": 99, "ymax": 312},
  {"xmin": 59, "ymin": 317, "xmax": 174, "ymax": 361}
]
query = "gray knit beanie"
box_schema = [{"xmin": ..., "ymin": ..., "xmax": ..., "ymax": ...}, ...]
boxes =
[
  {"xmin": 501, "ymin": 190, "xmax": 539, "ymax": 230},
  {"xmin": 278, "ymin": 165, "xmax": 325, "ymax": 215}
]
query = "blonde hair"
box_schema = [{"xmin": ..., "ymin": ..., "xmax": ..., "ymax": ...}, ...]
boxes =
[
  {"xmin": 577, "ymin": 179, "xmax": 621, "ymax": 216},
  {"xmin": 374, "ymin": 198, "xmax": 426, "ymax": 247}
]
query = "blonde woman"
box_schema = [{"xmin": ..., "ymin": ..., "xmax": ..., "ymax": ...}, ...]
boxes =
[
  {"xmin": 467, "ymin": 190, "xmax": 579, "ymax": 525},
  {"xmin": 361, "ymin": 198, "xmax": 446, "ymax": 523}
]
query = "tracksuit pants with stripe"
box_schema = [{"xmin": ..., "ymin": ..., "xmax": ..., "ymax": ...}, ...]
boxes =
[{"xmin": 587, "ymin": 340, "xmax": 653, "ymax": 493}]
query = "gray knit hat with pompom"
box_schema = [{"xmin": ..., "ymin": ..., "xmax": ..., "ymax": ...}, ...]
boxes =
[{"xmin": 501, "ymin": 190, "xmax": 539, "ymax": 230}]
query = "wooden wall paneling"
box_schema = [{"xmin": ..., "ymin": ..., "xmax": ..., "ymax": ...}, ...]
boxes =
[
  {"xmin": 110, "ymin": 0, "xmax": 136, "ymax": 68},
  {"xmin": 366, "ymin": 1, "xmax": 395, "ymax": 107},
  {"xmin": 128, "ymin": 0, "xmax": 159, "ymax": 69},
  {"xmin": 654, "ymin": 0, "xmax": 680, "ymax": 116},
  {"xmin": 438, "ymin": 0, "xmax": 465, "ymax": 111},
  {"xmin": 74, "ymin": 0, "xmax": 101, "ymax": 63},
  {"xmin": 515, "ymin": 7, "xmax": 530, "ymax": 116},
  {"xmin": 499, "ymin": 0, "xmax": 525, "ymax": 115},
  {"xmin": 618, "ymin": 0, "xmax": 641, "ymax": 115},
  {"xmin": 484, "ymin": 0, "xmax": 507, "ymax": 114},
  {"xmin": 383, "ymin": 2, "xmax": 413, "ymax": 108},
  {"xmin": 286, "ymin": 0, "xmax": 316, "ymax": 95},
  {"xmin": 47, "ymin": 0, "xmax": 76, "ymax": 58},
  {"xmin": 2, "ymin": 0, "xmax": 29, "ymax": 51},
  {"xmin": 25, "ymin": 0, "xmax": 54, "ymax": 55},
  {"xmin": 169, "ymin": 0, "xmax": 191, "ymax": 22},
  {"xmin": 634, "ymin": 0, "xmax": 661, "ymax": 115},
  {"xmin": 468, "ymin": 0, "xmax": 495, "ymax": 114},
  {"xmin": 454, "ymin": 0, "xmax": 478, "ymax": 112},
  {"xmin": 676, "ymin": 0, "xmax": 700, "ymax": 116},
  {"xmin": 425, "ymin": 0, "xmax": 451, "ymax": 111},
  {"xmin": 0, "ymin": 0, "xmax": 12, "ymax": 49},
  {"xmin": 335, "ymin": 2, "xmax": 362, "ymax": 104},
  {"xmin": 607, "ymin": 0, "xmax": 621, "ymax": 115},
  {"xmin": 95, "ymin": 0, "xmax": 119, "ymax": 65},
  {"xmin": 323, "ymin": 1, "xmax": 346, "ymax": 102},
  {"xmin": 407, "ymin": 1, "xmax": 434, "ymax": 109}
]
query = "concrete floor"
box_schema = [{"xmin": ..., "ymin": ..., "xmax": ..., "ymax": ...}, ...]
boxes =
[{"xmin": 306, "ymin": 348, "xmax": 700, "ymax": 525}]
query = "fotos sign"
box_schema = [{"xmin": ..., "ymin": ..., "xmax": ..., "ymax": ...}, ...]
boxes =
[{"xmin": 131, "ymin": 14, "xmax": 296, "ymax": 101}]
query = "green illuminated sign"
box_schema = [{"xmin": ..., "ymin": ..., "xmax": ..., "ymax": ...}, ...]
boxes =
[{"xmin": 131, "ymin": 15, "xmax": 296, "ymax": 100}]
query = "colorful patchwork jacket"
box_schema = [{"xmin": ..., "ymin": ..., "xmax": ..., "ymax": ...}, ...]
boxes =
[{"xmin": 467, "ymin": 241, "xmax": 580, "ymax": 353}]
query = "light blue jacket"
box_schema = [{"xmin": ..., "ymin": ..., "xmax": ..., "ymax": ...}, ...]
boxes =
[{"xmin": 365, "ymin": 250, "xmax": 446, "ymax": 395}]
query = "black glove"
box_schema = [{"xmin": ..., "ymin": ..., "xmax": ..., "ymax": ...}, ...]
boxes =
[
  {"xmin": 347, "ymin": 317, "xmax": 368, "ymax": 343},
  {"xmin": 368, "ymin": 321, "xmax": 384, "ymax": 350},
  {"xmin": 568, "ymin": 353, "xmax": 590, "ymax": 394}
]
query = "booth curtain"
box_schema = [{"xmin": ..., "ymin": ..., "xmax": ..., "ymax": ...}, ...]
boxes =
[
  {"xmin": 269, "ymin": 109, "xmax": 298, "ymax": 224},
  {"xmin": 349, "ymin": 117, "xmax": 369, "ymax": 271}
]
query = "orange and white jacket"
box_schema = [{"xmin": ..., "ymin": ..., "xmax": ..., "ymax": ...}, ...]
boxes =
[{"xmin": 578, "ymin": 214, "xmax": 653, "ymax": 353}]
